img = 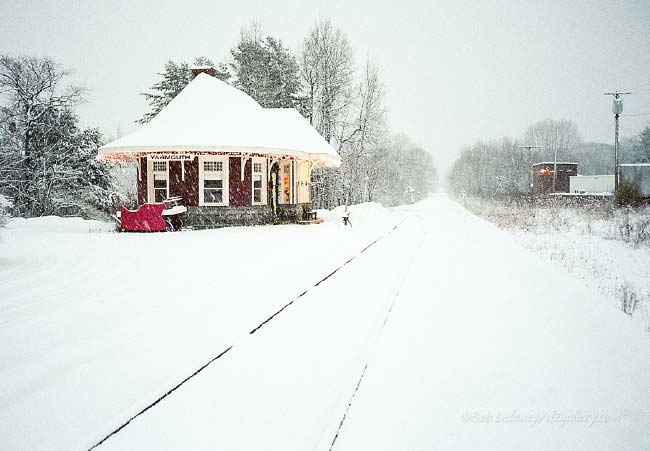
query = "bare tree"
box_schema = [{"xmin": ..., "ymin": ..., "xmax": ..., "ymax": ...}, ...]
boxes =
[
  {"xmin": 300, "ymin": 20, "xmax": 356, "ymax": 208},
  {"xmin": 0, "ymin": 55, "xmax": 85, "ymax": 160},
  {"xmin": 523, "ymin": 118, "xmax": 581, "ymax": 162},
  {"xmin": 300, "ymin": 19, "xmax": 354, "ymax": 142},
  {"xmin": 447, "ymin": 119, "xmax": 611, "ymax": 199},
  {"xmin": 631, "ymin": 125, "xmax": 650, "ymax": 163},
  {"xmin": 338, "ymin": 60, "xmax": 386, "ymax": 204}
]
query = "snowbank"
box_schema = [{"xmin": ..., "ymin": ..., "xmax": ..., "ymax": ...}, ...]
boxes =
[
  {"xmin": 4, "ymin": 215, "xmax": 114, "ymax": 234},
  {"xmin": 0, "ymin": 206, "xmax": 402, "ymax": 451},
  {"xmin": 458, "ymin": 196, "xmax": 650, "ymax": 331},
  {"xmin": 317, "ymin": 202, "xmax": 393, "ymax": 223}
]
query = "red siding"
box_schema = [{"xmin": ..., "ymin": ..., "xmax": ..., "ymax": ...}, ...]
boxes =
[
  {"xmin": 169, "ymin": 159, "xmax": 199, "ymax": 206},
  {"xmin": 229, "ymin": 157, "xmax": 252, "ymax": 206},
  {"xmin": 137, "ymin": 158, "xmax": 148, "ymax": 204},
  {"xmin": 531, "ymin": 163, "xmax": 577, "ymax": 194},
  {"xmin": 137, "ymin": 157, "xmax": 253, "ymax": 207}
]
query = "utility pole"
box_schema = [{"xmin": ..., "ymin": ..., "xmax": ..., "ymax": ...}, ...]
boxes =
[{"xmin": 604, "ymin": 91, "xmax": 631, "ymax": 191}]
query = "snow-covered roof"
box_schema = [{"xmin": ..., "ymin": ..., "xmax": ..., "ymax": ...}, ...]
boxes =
[
  {"xmin": 98, "ymin": 73, "xmax": 341, "ymax": 168},
  {"xmin": 619, "ymin": 163, "xmax": 650, "ymax": 167},
  {"xmin": 532, "ymin": 162, "xmax": 579, "ymax": 166}
]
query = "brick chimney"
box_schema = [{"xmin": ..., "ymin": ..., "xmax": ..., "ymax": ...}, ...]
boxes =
[{"xmin": 191, "ymin": 65, "xmax": 217, "ymax": 79}]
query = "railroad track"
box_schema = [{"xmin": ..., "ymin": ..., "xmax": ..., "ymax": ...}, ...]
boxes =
[
  {"xmin": 88, "ymin": 216, "xmax": 419, "ymax": 450},
  {"xmin": 328, "ymin": 214, "xmax": 427, "ymax": 450}
]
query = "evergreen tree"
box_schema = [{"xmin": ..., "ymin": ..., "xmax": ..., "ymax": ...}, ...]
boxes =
[
  {"xmin": 230, "ymin": 26, "xmax": 303, "ymax": 109},
  {"xmin": 0, "ymin": 55, "xmax": 113, "ymax": 217},
  {"xmin": 138, "ymin": 58, "xmax": 230, "ymax": 123}
]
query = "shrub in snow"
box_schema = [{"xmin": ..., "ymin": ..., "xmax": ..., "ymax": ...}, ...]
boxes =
[
  {"xmin": 0, "ymin": 194, "xmax": 11, "ymax": 227},
  {"xmin": 615, "ymin": 207, "xmax": 650, "ymax": 247},
  {"xmin": 615, "ymin": 182, "xmax": 644, "ymax": 208},
  {"xmin": 620, "ymin": 283, "xmax": 641, "ymax": 316}
]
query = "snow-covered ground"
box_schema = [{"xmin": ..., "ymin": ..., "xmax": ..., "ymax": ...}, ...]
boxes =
[
  {"xmin": 459, "ymin": 197, "xmax": 650, "ymax": 331},
  {"xmin": 511, "ymin": 230, "xmax": 650, "ymax": 330},
  {"xmin": 1, "ymin": 196, "xmax": 648, "ymax": 450},
  {"xmin": 0, "ymin": 203, "xmax": 401, "ymax": 451}
]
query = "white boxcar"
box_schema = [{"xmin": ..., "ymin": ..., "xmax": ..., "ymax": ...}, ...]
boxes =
[{"xmin": 569, "ymin": 175, "xmax": 615, "ymax": 194}]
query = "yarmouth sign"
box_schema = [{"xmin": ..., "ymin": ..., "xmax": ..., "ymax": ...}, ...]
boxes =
[{"xmin": 149, "ymin": 154, "xmax": 194, "ymax": 161}]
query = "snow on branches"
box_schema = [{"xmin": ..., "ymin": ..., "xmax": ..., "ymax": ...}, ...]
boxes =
[{"xmin": 0, "ymin": 55, "xmax": 114, "ymax": 218}]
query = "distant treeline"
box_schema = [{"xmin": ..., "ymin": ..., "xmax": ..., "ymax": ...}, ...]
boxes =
[{"xmin": 448, "ymin": 118, "xmax": 650, "ymax": 198}]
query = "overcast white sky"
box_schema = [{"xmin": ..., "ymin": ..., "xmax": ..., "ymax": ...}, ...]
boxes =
[{"xmin": 1, "ymin": 0, "xmax": 649, "ymax": 172}]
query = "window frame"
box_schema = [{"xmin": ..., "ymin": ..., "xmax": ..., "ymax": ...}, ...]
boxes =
[
  {"xmin": 251, "ymin": 157, "xmax": 267, "ymax": 206},
  {"xmin": 147, "ymin": 158, "xmax": 169, "ymax": 203},
  {"xmin": 278, "ymin": 161, "xmax": 293, "ymax": 205},
  {"xmin": 199, "ymin": 156, "xmax": 229, "ymax": 206}
]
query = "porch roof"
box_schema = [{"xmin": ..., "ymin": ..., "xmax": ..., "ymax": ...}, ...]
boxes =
[{"xmin": 98, "ymin": 73, "xmax": 341, "ymax": 168}]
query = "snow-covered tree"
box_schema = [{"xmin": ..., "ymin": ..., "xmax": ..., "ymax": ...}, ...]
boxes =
[
  {"xmin": 0, "ymin": 55, "xmax": 113, "ymax": 217},
  {"xmin": 300, "ymin": 19, "xmax": 355, "ymax": 208},
  {"xmin": 300, "ymin": 19, "xmax": 354, "ymax": 142},
  {"xmin": 229, "ymin": 25, "xmax": 303, "ymax": 109},
  {"xmin": 138, "ymin": 58, "xmax": 230, "ymax": 123},
  {"xmin": 523, "ymin": 118, "xmax": 581, "ymax": 163},
  {"xmin": 631, "ymin": 125, "xmax": 650, "ymax": 163},
  {"xmin": 299, "ymin": 20, "xmax": 436, "ymax": 208},
  {"xmin": 449, "ymin": 137, "xmax": 539, "ymax": 198},
  {"xmin": 338, "ymin": 61, "xmax": 387, "ymax": 205},
  {"xmin": 446, "ymin": 118, "xmax": 626, "ymax": 198},
  {"xmin": 368, "ymin": 135, "xmax": 437, "ymax": 206}
]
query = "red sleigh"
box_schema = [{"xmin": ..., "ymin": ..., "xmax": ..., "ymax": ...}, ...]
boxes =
[
  {"xmin": 119, "ymin": 203, "xmax": 166, "ymax": 232},
  {"xmin": 114, "ymin": 198, "xmax": 186, "ymax": 232}
]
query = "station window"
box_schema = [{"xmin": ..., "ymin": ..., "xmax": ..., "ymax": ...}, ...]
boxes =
[
  {"xmin": 201, "ymin": 157, "xmax": 228, "ymax": 206},
  {"xmin": 252, "ymin": 158, "xmax": 266, "ymax": 205},
  {"xmin": 204, "ymin": 178, "xmax": 223, "ymax": 203},
  {"xmin": 204, "ymin": 161, "xmax": 223, "ymax": 172},
  {"xmin": 152, "ymin": 161, "xmax": 168, "ymax": 202}
]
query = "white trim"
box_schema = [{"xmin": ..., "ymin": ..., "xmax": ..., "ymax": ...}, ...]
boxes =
[
  {"xmin": 97, "ymin": 145, "xmax": 341, "ymax": 168},
  {"xmin": 241, "ymin": 155, "xmax": 250, "ymax": 182},
  {"xmin": 198, "ymin": 155, "xmax": 229, "ymax": 206},
  {"xmin": 278, "ymin": 161, "xmax": 293, "ymax": 205},
  {"xmin": 296, "ymin": 160, "xmax": 310, "ymax": 204},
  {"xmin": 251, "ymin": 157, "xmax": 267, "ymax": 206},
  {"xmin": 147, "ymin": 157, "xmax": 169, "ymax": 203}
]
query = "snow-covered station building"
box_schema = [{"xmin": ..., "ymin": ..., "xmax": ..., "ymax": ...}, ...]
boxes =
[{"xmin": 98, "ymin": 67, "xmax": 340, "ymax": 228}]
